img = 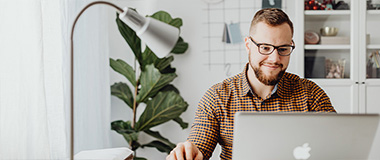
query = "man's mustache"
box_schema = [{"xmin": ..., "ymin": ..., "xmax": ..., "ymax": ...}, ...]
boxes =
[{"xmin": 259, "ymin": 61, "xmax": 283, "ymax": 68}]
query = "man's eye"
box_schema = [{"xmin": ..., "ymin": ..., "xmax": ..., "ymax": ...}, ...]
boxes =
[
  {"xmin": 260, "ymin": 46, "xmax": 272, "ymax": 51},
  {"xmin": 278, "ymin": 48, "xmax": 290, "ymax": 52}
]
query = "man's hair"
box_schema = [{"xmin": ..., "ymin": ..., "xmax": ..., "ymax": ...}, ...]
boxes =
[{"xmin": 250, "ymin": 8, "xmax": 293, "ymax": 36}]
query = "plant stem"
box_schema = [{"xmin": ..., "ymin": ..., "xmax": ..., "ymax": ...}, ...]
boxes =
[
  {"xmin": 132, "ymin": 58, "xmax": 138, "ymax": 129},
  {"xmin": 132, "ymin": 79, "xmax": 139, "ymax": 129}
]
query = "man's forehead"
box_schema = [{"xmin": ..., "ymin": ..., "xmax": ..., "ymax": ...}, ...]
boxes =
[
  {"xmin": 250, "ymin": 23, "xmax": 293, "ymax": 40},
  {"xmin": 250, "ymin": 23, "xmax": 293, "ymax": 45},
  {"xmin": 250, "ymin": 22, "xmax": 292, "ymax": 35}
]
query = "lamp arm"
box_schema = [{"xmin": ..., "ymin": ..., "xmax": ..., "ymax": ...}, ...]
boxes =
[{"xmin": 70, "ymin": 1, "xmax": 123, "ymax": 160}]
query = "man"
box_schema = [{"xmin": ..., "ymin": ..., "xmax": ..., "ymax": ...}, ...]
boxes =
[{"xmin": 166, "ymin": 8, "xmax": 336, "ymax": 160}]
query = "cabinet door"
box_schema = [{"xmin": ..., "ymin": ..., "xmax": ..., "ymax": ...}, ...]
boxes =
[
  {"xmin": 366, "ymin": 85, "xmax": 380, "ymax": 114},
  {"xmin": 362, "ymin": 4, "xmax": 380, "ymax": 159},
  {"xmin": 319, "ymin": 83, "xmax": 358, "ymax": 113},
  {"xmin": 365, "ymin": 84, "xmax": 380, "ymax": 159},
  {"xmin": 363, "ymin": 4, "xmax": 380, "ymax": 79},
  {"xmin": 360, "ymin": 0, "xmax": 380, "ymax": 112}
]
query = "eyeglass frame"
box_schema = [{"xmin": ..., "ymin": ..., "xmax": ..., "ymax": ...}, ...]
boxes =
[{"xmin": 249, "ymin": 36, "xmax": 295, "ymax": 56}]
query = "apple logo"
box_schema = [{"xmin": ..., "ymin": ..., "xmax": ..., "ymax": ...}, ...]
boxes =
[{"xmin": 293, "ymin": 143, "xmax": 311, "ymax": 160}]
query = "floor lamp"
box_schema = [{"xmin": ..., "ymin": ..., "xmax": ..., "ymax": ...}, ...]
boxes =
[{"xmin": 70, "ymin": 1, "xmax": 179, "ymax": 159}]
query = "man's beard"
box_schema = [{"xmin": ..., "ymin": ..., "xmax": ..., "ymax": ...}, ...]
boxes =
[{"xmin": 249, "ymin": 60, "xmax": 285, "ymax": 86}]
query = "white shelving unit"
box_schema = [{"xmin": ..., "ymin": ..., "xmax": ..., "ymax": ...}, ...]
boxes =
[
  {"xmin": 295, "ymin": 2, "xmax": 380, "ymax": 158},
  {"xmin": 295, "ymin": 0, "xmax": 380, "ymax": 115}
]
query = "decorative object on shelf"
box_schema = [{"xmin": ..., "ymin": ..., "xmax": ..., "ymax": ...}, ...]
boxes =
[
  {"xmin": 367, "ymin": 0, "xmax": 380, "ymax": 10},
  {"xmin": 334, "ymin": 1, "xmax": 350, "ymax": 10},
  {"xmin": 320, "ymin": 27, "xmax": 338, "ymax": 36},
  {"xmin": 305, "ymin": 31, "xmax": 320, "ymax": 44},
  {"xmin": 367, "ymin": 50, "xmax": 380, "ymax": 78},
  {"xmin": 366, "ymin": 34, "xmax": 371, "ymax": 44},
  {"xmin": 326, "ymin": 58, "xmax": 346, "ymax": 78},
  {"xmin": 262, "ymin": 0, "xmax": 282, "ymax": 9},
  {"xmin": 304, "ymin": 0, "xmax": 350, "ymax": 10},
  {"xmin": 325, "ymin": 3, "xmax": 334, "ymax": 10},
  {"xmin": 109, "ymin": 9, "xmax": 189, "ymax": 160},
  {"xmin": 304, "ymin": 0, "xmax": 333, "ymax": 10}
]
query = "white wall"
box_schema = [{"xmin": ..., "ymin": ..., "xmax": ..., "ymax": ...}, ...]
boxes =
[{"xmin": 107, "ymin": 0, "xmax": 297, "ymax": 159}]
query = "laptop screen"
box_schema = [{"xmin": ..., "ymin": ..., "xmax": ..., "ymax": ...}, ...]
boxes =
[{"xmin": 232, "ymin": 112, "xmax": 379, "ymax": 160}]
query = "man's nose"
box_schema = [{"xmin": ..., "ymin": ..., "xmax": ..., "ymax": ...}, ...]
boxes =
[{"xmin": 267, "ymin": 49, "xmax": 281, "ymax": 62}]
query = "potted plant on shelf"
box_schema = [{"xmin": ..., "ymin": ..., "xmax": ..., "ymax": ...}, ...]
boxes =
[{"xmin": 110, "ymin": 10, "xmax": 189, "ymax": 160}]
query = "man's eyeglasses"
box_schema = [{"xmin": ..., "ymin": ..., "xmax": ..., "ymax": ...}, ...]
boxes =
[{"xmin": 249, "ymin": 36, "xmax": 295, "ymax": 56}]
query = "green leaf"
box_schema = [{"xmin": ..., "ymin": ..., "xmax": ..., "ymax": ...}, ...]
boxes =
[
  {"xmin": 111, "ymin": 82, "xmax": 134, "ymax": 109},
  {"xmin": 141, "ymin": 141, "xmax": 173, "ymax": 154},
  {"xmin": 169, "ymin": 18, "xmax": 183, "ymax": 28},
  {"xmin": 159, "ymin": 65, "xmax": 176, "ymax": 74},
  {"xmin": 140, "ymin": 47, "xmax": 176, "ymax": 73},
  {"xmin": 140, "ymin": 47, "xmax": 158, "ymax": 71},
  {"xmin": 116, "ymin": 13, "xmax": 142, "ymax": 60},
  {"xmin": 173, "ymin": 117, "xmax": 189, "ymax": 129},
  {"xmin": 155, "ymin": 56, "xmax": 174, "ymax": 72},
  {"xmin": 110, "ymin": 58, "xmax": 136, "ymax": 86},
  {"xmin": 133, "ymin": 157, "xmax": 147, "ymax": 160},
  {"xmin": 171, "ymin": 37, "xmax": 189, "ymax": 54},
  {"xmin": 135, "ymin": 91, "xmax": 188, "ymax": 131},
  {"xmin": 136, "ymin": 64, "xmax": 177, "ymax": 103},
  {"xmin": 111, "ymin": 121, "xmax": 139, "ymax": 145},
  {"xmin": 150, "ymin": 11, "xmax": 172, "ymax": 23},
  {"xmin": 144, "ymin": 130, "xmax": 176, "ymax": 148},
  {"xmin": 159, "ymin": 84, "xmax": 179, "ymax": 94}
]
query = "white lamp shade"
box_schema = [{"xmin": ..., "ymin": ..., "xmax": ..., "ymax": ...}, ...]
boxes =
[
  {"xmin": 137, "ymin": 17, "xmax": 179, "ymax": 58},
  {"xmin": 118, "ymin": 8, "xmax": 179, "ymax": 58}
]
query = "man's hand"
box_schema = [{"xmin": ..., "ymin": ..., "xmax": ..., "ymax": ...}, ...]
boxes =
[{"xmin": 166, "ymin": 141, "xmax": 203, "ymax": 160}]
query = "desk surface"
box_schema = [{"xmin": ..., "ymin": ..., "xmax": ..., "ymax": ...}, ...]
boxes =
[{"xmin": 74, "ymin": 147, "xmax": 133, "ymax": 160}]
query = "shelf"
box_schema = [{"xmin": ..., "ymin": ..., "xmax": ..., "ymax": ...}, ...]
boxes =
[
  {"xmin": 304, "ymin": 44, "xmax": 350, "ymax": 50},
  {"xmin": 308, "ymin": 79, "xmax": 354, "ymax": 86},
  {"xmin": 367, "ymin": 44, "xmax": 380, "ymax": 49},
  {"xmin": 367, "ymin": 10, "xmax": 380, "ymax": 15},
  {"xmin": 304, "ymin": 10, "xmax": 350, "ymax": 16}
]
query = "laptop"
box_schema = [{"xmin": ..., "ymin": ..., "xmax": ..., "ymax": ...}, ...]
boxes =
[{"xmin": 232, "ymin": 112, "xmax": 380, "ymax": 160}]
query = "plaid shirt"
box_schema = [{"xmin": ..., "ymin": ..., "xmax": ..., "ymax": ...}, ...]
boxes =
[{"xmin": 188, "ymin": 64, "xmax": 336, "ymax": 160}]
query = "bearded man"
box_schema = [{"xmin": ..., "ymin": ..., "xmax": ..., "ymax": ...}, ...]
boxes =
[{"xmin": 166, "ymin": 8, "xmax": 336, "ymax": 160}]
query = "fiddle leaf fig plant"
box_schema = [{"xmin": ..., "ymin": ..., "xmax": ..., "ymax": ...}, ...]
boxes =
[{"xmin": 110, "ymin": 9, "xmax": 189, "ymax": 160}]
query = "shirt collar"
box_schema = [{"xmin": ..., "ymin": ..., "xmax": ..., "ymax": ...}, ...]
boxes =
[{"xmin": 241, "ymin": 63, "xmax": 252, "ymax": 96}]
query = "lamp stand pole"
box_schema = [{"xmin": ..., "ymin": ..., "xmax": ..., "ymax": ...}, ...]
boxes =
[{"xmin": 70, "ymin": 1, "xmax": 122, "ymax": 160}]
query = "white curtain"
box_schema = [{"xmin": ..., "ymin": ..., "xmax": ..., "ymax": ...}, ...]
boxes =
[
  {"xmin": 0, "ymin": 0, "xmax": 110, "ymax": 159},
  {"xmin": 65, "ymin": 0, "xmax": 111, "ymax": 154}
]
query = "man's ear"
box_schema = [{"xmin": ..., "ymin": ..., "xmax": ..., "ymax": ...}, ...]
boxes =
[{"xmin": 244, "ymin": 37, "xmax": 250, "ymax": 52}]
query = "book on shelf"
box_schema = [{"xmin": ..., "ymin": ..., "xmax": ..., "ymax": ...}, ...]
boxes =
[
  {"xmin": 319, "ymin": 35, "xmax": 370, "ymax": 45},
  {"xmin": 320, "ymin": 36, "xmax": 350, "ymax": 45}
]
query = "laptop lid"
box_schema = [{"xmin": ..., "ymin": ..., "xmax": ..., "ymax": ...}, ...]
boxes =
[{"xmin": 232, "ymin": 112, "xmax": 379, "ymax": 160}]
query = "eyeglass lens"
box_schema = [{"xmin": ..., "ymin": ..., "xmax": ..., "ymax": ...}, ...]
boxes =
[{"xmin": 259, "ymin": 45, "xmax": 293, "ymax": 55}]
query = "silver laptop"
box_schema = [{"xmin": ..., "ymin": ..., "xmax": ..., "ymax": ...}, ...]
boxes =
[{"xmin": 232, "ymin": 112, "xmax": 380, "ymax": 160}]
